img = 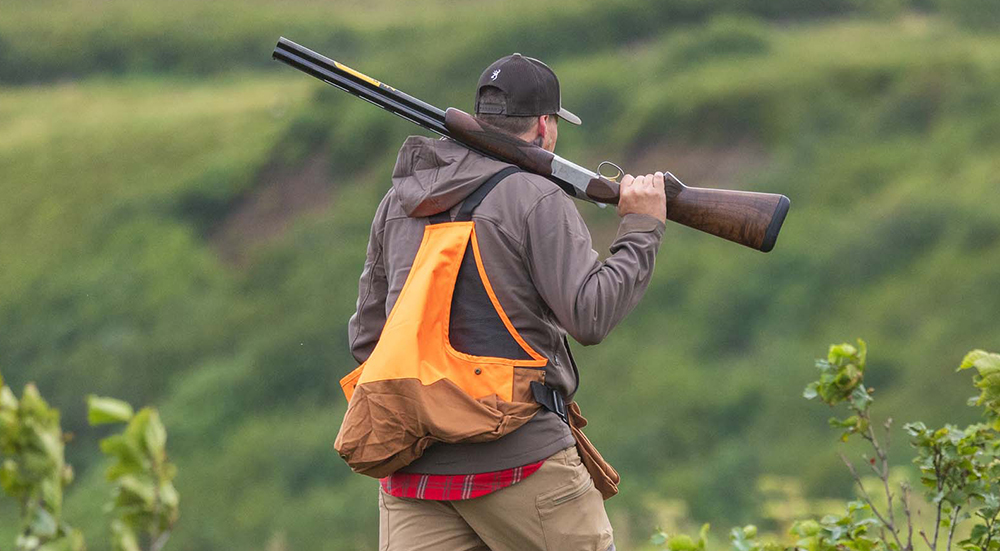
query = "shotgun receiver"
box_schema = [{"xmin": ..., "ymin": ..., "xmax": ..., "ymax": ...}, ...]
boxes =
[{"xmin": 272, "ymin": 38, "xmax": 790, "ymax": 252}]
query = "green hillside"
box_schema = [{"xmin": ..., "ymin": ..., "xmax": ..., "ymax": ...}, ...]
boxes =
[{"xmin": 2, "ymin": 1, "xmax": 999, "ymax": 549}]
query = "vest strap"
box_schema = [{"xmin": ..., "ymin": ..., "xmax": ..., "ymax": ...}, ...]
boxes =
[
  {"xmin": 455, "ymin": 166, "xmax": 521, "ymax": 222},
  {"xmin": 428, "ymin": 211, "xmax": 451, "ymax": 224},
  {"xmin": 427, "ymin": 166, "xmax": 521, "ymax": 224}
]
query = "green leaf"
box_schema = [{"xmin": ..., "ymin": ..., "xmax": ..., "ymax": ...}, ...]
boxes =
[
  {"xmin": 829, "ymin": 416, "xmax": 862, "ymax": 437},
  {"xmin": 111, "ymin": 519, "xmax": 142, "ymax": 551},
  {"xmin": 791, "ymin": 519, "xmax": 821, "ymax": 537},
  {"xmin": 803, "ymin": 382, "xmax": 819, "ymax": 400},
  {"xmin": 0, "ymin": 384, "xmax": 18, "ymax": 411},
  {"xmin": 698, "ymin": 523, "xmax": 711, "ymax": 549},
  {"xmin": 29, "ymin": 507, "xmax": 58, "ymax": 537},
  {"xmin": 651, "ymin": 531, "xmax": 668, "ymax": 546},
  {"xmin": 99, "ymin": 434, "xmax": 146, "ymax": 479},
  {"xmin": 829, "ymin": 343, "xmax": 858, "ymax": 364},
  {"xmin": 730, "ymin": 527, "xmax": 753, "ymax": 551},
  {"xmin": 668, "ymin": 534, "xmax": 696, "ymax": 551},
  {"xmin": 160, "ymin": 480, "xmax": 180, "ymax": 510},
  {"xmin": 850, "ymin": 386, "xmax": 873, "ymax": 411},
  {"xmin": 87, "ymin": 396, "xmax": 134, "ymax": 426},
  {"xmin": 117, "ymin": 475, "xmax": 157, "ymax": 507},
  {"xmin": 36, "ymin": 530, "xmax": 86, "ymax": 551},
  {"xmin": 905, "ymin": 422, "xmax": 928, "ymax": 435},
  {"xmin": 142, "ymin": 409, "xmax": 167, "ymax": 458},
  {"xmin": 956, "ymin": 349, "xmax": 990, "ymax": 371},
  {"xmin": 1, "ymin": 459, "xmax": 21, "ymax": 494},
  {"xmin": 21, "ymin": 383, "xmax": 51, "ymax": 417},
  {"xmin": 975, "ymin": 354, "xmax": 1000, "ymax": 377},
  {"xmin": 970, "ymin": 524, "xmax": 989, "ymax": 541},
  {"xmin": 17, "ymin": 534, "xmax": 41, "ymax": 550}
]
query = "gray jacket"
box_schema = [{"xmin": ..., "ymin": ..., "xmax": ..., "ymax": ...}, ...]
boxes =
[{"xmin": 348, "ymin": 136, "xmax": 664, "ymax": 474}]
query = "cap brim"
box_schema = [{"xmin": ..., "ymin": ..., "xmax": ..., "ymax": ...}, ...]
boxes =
[{"xmin": 556, "ymin": 107, "xmax": 582, "ymax": 125}]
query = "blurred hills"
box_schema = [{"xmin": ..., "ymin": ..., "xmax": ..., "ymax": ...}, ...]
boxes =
[{"xmin": 1, "ymin": 0, "xmax": 999, "ymax": 549}]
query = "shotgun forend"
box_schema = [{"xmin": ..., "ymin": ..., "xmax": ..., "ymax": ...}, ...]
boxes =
[{"xmin": 272, "ymin": 37, "xmax": 790, "ymax": 252}]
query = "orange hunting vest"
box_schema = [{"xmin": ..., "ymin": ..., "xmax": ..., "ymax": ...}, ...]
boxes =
[{"xmin": 334, "ymin": 167, "xmax": 551, "ymax": 478}]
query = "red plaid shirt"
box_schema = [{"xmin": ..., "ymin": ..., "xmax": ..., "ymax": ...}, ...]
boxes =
[{"xmin": 380, "ymin": 460, "xmax": 545, "ymax": 500}]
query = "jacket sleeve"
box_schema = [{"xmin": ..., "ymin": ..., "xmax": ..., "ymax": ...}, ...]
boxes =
[
  {"xmin": 348, "ymin": 191, "xmax": 392, "ymax": 364},
  {"xmin": 521, "ymin": 189, "xmax": 665, "ymax": 346}
]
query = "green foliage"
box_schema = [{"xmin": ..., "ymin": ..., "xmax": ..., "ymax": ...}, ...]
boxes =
[
  {"xmin": 655, "ymin": 344, "xmax": 1000, "ymax": 551},
  {"xmin": 1, "ymin": 374, "xmax": 179, "ymax": 551},
  {"xmin": 652, "ymin": 522, "xmax": 711, "ymax": 550},
  {"xmin": 86, "ymin": 398, "xmax": 134, "ymax": 427},
  {"xmin": 0, "ymin": 371, "xmax": 85, "ymax": 551},
  {"xmin": 88, "ymin": 401, "xmax": 178, "ymax": 551},
  {"xmin": 958, "ymin": 351, "xmax": 1000, "ymax": 424},
  {"xmin": 804, "ymin": 340, "xmax": 874, "ymax": 441},
  {"xmin": 805, "ymin": 339, "xmax": 869, "ymax": 408},
  {"xmin": 789, "ymin": 502, "xmax": 886, "ymax": 551}
]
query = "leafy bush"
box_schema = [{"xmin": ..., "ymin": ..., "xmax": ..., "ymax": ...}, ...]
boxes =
[
  {"xmin": 652, "ymin": 344, "xmax": 1000, "ymax": 551},
  {"xmin": 0, "ymin": 372, "xmax": 179, "ymax": 551},
  {"xmin": 0, "ymin": 372, "xmax": 84, "ymax": 551}
]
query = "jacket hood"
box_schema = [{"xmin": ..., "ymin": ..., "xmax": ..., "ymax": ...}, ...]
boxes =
[{"xmin": 391, "ymin": 136, "xmax": 511, "ymax": 218}]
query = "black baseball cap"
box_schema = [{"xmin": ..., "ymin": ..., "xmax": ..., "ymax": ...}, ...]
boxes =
[{"xmin": 475, "ymin": 53, "xmax": 581, "ymax": 125}]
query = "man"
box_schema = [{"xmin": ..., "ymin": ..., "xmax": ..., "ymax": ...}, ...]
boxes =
[{"xmin": 347, "ymin": 52, "xmax": 666, "ymax": 551}]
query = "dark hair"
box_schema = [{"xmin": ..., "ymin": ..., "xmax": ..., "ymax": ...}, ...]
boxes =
[{"xmin": 474, "ymin": 87, "xmax": 538, "ymax": 136}]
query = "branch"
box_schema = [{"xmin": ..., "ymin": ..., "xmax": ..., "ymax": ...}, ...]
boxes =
[
  {"xmin": 859, "ymin": 410, "xmax": 905, "ymax": 551},
  {"xmin": 982, "ymin": 507, "xmax": 999, "ymax": 551},
  {"xmin": 921, "ymin": 529, "xmax": 934, "ymax": 550},
  {"xmin": 902, "ymin": 482, "xmax": 914, "ymax": 551},
  {"xmin": 947, "ymin": 506, "xmax": 961, "ymax": 551},
  {"xmin": 149, "ymin": 530, "xmax": 172, "ymax": 551},
  {"xmin": 862, "ymin": 413, "xmax": 897, "ymax": 531},
  {"xmin": 932, "ymin": 451, "xmax": 944, "ymax": 550},
  {"xmin": 840, "ymin": 452, "xmax": 905, "ymax": 551}
]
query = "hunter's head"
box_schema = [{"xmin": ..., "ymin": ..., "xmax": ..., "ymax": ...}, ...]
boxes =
[{"xmin": 474, "ymin": 53, "xmax": 580, "ymax": 153}]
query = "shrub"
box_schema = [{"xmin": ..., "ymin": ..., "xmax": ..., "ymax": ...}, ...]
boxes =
[
  {"xmin": 0, "ymin": 371, "xmax": 179, "ymax": 551},
  {"xmin": 653, "ymin": 342, "xmax": 1000, "ymax": 551}
]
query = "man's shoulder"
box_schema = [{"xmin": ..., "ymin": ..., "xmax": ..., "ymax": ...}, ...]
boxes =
[
  {"xmin": 505, "ymin": 170, "xmax": 564, "ymax": 196},
  {"xmin": 488, "ymin": 169, "xmax": 570, "ymax": 213},
  {"xmin": 474, "ymin": 169, "xmax": 580, "ymax": 247}
]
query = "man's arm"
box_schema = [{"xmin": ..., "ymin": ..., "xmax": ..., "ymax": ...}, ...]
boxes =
[
  {"xmin": 347, "ymin": 192, "xmax": 392, "ymax": 364},
  {"xmin": 521, "ymin": 173, "xmax": 667, "ymax": 346}
]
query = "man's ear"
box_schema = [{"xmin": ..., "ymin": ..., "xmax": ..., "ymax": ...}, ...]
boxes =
[{"xmin": 535, "ymin": 114, "xmax": 550, "ymax": 141}]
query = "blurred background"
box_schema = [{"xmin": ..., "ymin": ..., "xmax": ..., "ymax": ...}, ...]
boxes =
[{"xmin": 2, "ymin": 0, "xmax": 999, "ymax": 549}]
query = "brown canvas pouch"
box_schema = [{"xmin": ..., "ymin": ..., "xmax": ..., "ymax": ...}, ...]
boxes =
[{"xmin": 567, "ymin": 401, "xmax": 620, "ymax": 500}]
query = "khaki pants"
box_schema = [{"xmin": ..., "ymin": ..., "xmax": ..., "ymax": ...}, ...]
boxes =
[{"xmin": 378, "ymin": 447, "xmax": 615, "ymax": 551}]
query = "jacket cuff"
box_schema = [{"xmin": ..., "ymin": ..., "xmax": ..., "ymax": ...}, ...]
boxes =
[{"xmin": 615, "ymin": 213, "xmax": 666, "ymax": 240}]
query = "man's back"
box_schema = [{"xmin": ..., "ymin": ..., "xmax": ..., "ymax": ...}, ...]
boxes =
[
  {"xmin": 345, "ymin": 51, "xmax": 667, "ymax": 551},
  {"xmin": 350, "ymin": 135, "xmax": 665, "ymax": 474}
]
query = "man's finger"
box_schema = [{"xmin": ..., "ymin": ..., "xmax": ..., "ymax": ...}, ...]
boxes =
[
  {"xmin": 653, "ymin": 171, "xmax": 664, "ymax": 191},
  {"xmin": 620, "ymin": 174, "xmax": 635, "ymax": 189}
]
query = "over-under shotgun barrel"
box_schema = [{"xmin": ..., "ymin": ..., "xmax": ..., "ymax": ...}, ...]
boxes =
[{"xmin": 273, "ymin": 37, "xmax": 790, "ymax": 252}]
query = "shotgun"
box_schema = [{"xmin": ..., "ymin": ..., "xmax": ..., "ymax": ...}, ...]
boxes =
[{"xmin": 272, "ymin": 38, "xmax": 790, "ymax": 252}]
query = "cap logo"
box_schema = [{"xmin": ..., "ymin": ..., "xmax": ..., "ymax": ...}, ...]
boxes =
[{"xmin": 491, "ymin": 69, "xmax": 501, "ymax": 81}]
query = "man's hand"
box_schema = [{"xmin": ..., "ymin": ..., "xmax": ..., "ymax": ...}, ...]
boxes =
[{"xmin": 617, "ymin": 171, "xmax": 666, "ymax": 223}]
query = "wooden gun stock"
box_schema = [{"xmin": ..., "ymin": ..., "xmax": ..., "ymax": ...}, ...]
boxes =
[
  {"xmin": 586, "ymin": 174, "xmax": 790, "ymax": 252},
  {"xmin": 446, "ymin": 107, "xmax": 790, "ymax": 253}
]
